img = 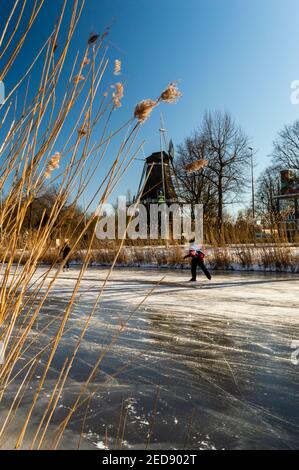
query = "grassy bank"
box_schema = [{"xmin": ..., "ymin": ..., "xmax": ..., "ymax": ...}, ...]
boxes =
[
  {"xmin": 6, "ymin": 244, "xmax": 298, "ymax": 273},
  {"xmin": 85, "ymin": 245, "xmax": 299, "ymax": 272}
]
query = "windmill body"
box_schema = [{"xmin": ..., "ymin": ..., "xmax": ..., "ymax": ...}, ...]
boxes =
[{"xmin": 138, "ymin": 151, "xmax": 177, "ymax": 206}]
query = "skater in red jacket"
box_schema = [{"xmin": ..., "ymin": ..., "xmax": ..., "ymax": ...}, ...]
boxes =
[{"xmin": 184, "ymin": 239, "xmax": 212, "ymax": 282}]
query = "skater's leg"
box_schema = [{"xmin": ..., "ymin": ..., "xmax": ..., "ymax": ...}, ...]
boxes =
[
  {"xmin": 62, "ymin": 256, "xmax": 69, "ymax": 270},
  {"xmin": 190, "ymin": 258, "xmax": 197, "ymax": 281},
  {"xmin": 198, "ymin": 261, "xmax": 212, "ymax": 280}
]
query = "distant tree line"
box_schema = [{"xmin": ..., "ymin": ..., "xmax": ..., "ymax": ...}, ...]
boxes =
[
  {"xmin": 256, "ymin": 119, "xmax": 299, "ymax": 228},
  {"xmin": 2, "ymin": 186, "xmax": 96, "ymax": 247},
  {"xmin": 175, "ymin": 110, "xmax": 299, "ymax": 241}
]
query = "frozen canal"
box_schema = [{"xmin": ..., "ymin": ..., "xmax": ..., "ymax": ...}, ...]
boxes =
[{"xmin": 1, "ymin": 268, "xmax": 299, "ymax": 449}]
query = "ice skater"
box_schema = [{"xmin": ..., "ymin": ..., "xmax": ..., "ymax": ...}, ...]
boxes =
[
  {"xmin": 184, "ymin": 239, "xmax": 212, "ymax": 282},
  {"xmin": 61, "ymin": 240, "xmax": 71, "ymax": 271}
]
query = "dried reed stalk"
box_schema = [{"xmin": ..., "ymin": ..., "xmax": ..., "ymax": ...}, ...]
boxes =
[{"xmin": 0, "ymin": 1, "xmax": 181, "ymax": 451}]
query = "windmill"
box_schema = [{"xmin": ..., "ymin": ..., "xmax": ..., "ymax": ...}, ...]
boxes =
[{"xmin": 136, "ymin": 115, "xmax": 178, "ymax": 206}]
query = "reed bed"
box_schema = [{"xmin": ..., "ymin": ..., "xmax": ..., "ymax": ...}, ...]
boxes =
[
  {"xmin": 0, "ymin": 1, "xmax": 181, "ymax": 449},
  {"xmin": 15, "ymin": 243, "xmax": 295, "ymax": 272}
]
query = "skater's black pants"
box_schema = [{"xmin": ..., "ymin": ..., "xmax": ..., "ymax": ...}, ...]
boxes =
[
  {"xmin": 62, "ymin": 257, "xmax": 69, "ymax": 269},
  {"xmin": 191, "ymin": 258, "xmax": 211, "ymax": 280}
]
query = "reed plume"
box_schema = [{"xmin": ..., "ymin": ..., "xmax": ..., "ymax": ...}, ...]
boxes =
[
  {"xmin": 88, "ymin": 32, "xmax": 99, "ymax": 45},
  {"xmin": 73, "ymin": 74, "xmax": 84, "ymax": 84},
  {"xmin": 114, "ymin": 59, "xmax": 121, "ymax": 76},
  {"xmin": 134, "ymin": 99, "xmax": 157, "ymax": 123},
  {"xmin": 112, "ymin": 82, "xmax": 124, "ymax": 108},
  {"xmin": 158, "ymin": 82, "xmax": 182, "ymax": 104},
  {"xmin": 184, "ymin": 159, "xmax": 208, "ymax": 173},
  {"xmin": 44, "ymin": 152, "xmax": 61, "ymax": 179},
  {"xmin": 83, "ymin": 54, "xmax": 90, "ymax": 66},
  {"xmin": 134, "ymin": 82, "xmax": 181, "ymax": 123}
]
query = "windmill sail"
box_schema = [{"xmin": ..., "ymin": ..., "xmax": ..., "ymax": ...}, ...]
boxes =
[{"xmin": 168, "ymin": 139, "xmax": 175, "ymax": 159}]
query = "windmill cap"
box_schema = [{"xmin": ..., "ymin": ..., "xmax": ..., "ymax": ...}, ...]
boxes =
[{"xmin": 145, "ymin": 151, "xmax": 173, "ymax": 163}]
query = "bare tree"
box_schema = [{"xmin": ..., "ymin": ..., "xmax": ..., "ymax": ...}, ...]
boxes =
[
  {"xmin": 255, "ymin": 166, "xmax": 280, "ymax": 225},
  {"xmin": 174, "ymin": 133, "xmax": 218, "ymax": 216},
  {"xmin": 272, "ymin": 120, "xmax": 299, "ymax": 170},
  {"xmin": 202, "ymin": 111, "xmax": 250, "ymax": 229}
]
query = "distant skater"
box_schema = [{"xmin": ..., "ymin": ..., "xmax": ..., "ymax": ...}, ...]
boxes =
[
  {"xmin": 184, "ymin": 239, "xmax": 212, "ymax": 282},
  {"xmin": 61, "ymin": 241, "xmax": 71, "ymax": 271}
]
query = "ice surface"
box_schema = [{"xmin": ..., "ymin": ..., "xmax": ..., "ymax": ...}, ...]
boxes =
[{"xmin": 0, "ymin": 267, "xmax": 298, "ymax": 449}]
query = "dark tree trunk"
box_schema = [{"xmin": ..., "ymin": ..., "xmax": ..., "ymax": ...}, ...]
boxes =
[{"xmin": 217, "ymin": 174, "xmax": 223, "ymax": 234}]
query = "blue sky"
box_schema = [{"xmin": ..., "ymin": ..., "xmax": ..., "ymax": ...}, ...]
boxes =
[{"xmin": 1, "ymin": 0, "xmax": 299, "ymax": 210}]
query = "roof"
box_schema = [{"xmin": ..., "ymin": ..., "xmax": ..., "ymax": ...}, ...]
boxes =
[{"xmin": 145, "ymin": 151, "xmax": 173, "ymax": 164}]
